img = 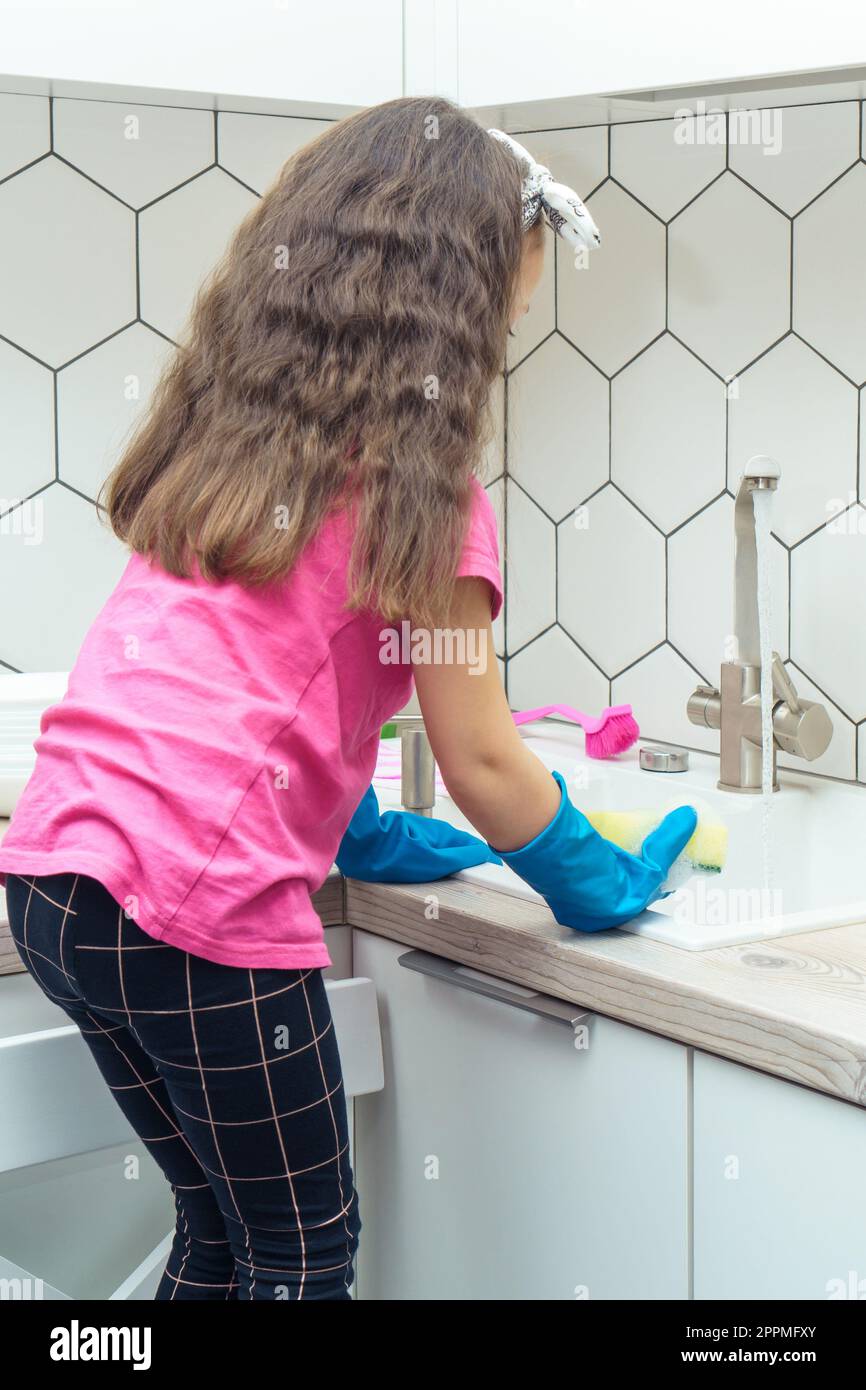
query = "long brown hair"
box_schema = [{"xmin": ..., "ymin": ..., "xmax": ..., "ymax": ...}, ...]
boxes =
[{"xmin": 102, "ymin": 95, "xmax": 528, "ymax": 627}]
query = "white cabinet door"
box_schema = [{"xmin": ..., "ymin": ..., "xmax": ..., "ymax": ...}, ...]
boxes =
[
  {"xmin": 694, "ymin": 1050, "xmax": 866, "ymax": 1300},
  {"xmin": 352, "ymin": 928, "xmax": 689, "ymax": 1300},
  {"xmin": 322, "ymin": 925, "xmax": 353, "ymax": 981},
  {"xmin": 457, "ymin": 0, "xmax": 866, "ymax": 107}
]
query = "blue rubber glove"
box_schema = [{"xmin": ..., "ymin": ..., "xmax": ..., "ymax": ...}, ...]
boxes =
[
  {"xmin": 492, "ymin": 770, "xmax": 698, "ymax": 933},
  {"xmin": 336, "ymin": 783, "xmax": 503, "ymax": 883}
]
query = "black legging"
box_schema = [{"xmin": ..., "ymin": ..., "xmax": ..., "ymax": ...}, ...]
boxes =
[{"xmin": 5, "ymin": 871, "xmax": 360, "ymax": 1300}]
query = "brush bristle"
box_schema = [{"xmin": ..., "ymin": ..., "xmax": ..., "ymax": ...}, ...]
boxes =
[{"xmin": 584, "ymin": 710, "xmax": 640, "ymax": 759}]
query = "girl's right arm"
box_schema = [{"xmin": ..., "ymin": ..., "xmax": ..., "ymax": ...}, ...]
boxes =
[
  {"xmin": 412, "ymin": 577, "xmax": 697, "ymax": 932},
  {"xmin": 411, "ymin": 577, "xmax": 562, "ymax": 851}
]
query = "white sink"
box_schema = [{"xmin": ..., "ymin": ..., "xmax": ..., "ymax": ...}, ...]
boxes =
[{"xmin": 375, "ymin": 722, "xmax": 866, "ymax": 951}]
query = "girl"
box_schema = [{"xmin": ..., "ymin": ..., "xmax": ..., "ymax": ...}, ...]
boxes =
[{"xmin": 0, "ymin": 97, "xmax": 694, "ymax": 1301}]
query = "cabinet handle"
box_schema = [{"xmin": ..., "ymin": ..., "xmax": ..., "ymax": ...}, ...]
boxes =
[{"xmin": 397, "ymin": 949, "xmax": 590, "ymax": 1032}]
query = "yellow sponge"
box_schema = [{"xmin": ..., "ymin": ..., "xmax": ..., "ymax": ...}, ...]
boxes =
[{"xmin": 586, "ymin": 808, "xmax": 727, "ymax": 872}]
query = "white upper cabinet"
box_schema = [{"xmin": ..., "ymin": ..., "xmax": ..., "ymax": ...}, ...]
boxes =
[
  {"xmin": 0, "ymin": 0, "xmax": 404, "ymax": 110},
  {"xmin": 457, "ymin": 0, "xmax": 866, "ymax": 107},
  {"xmin": 5, "ymin": 0, "xmax": 864, "ymax": 115}
]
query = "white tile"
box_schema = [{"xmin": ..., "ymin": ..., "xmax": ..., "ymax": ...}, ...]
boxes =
[
  {"xmin": 508, "ymin": 334, "xmax": 608, "ymax": 521},
  {"xmin": 557, "ymin": 484, "xmax": 665, "ymax": 675},
  {"xmin": 558, "ymin": 181, "xmax": 665, "ymax": 375},
  {"xmin": 794, "ymin": 164, "xmax": 866, "ymax": 384},
  {"xmin": 0, "ymin": 340, "xmax": 55, "ymax": 501},
  {"xmin": 611, "ymin": 334, "xmax": 726, "ymax": 533},
  {"xmin": 505, "ymin": 480, "xmax": 556, "ymax": 653},
  {"xmin": 611, "ymin": 643, "xmax": 718, "ymax": 753},
  {"xmin": 728, "ymin": 336, "xmax": 858, "ymax": 544},
  {"xmin": 0, "ymin": 157, "xmax": 135, "ymax": 367},
  {"xmin": 730, "ymin": 102, "xmax": 859, "ymax": 216},
  {"xmin": 218, "ymin": 112, "xmax": 332, "ymax": 194},
  {"xmin": 57, "ymin": 324, "xmax": 175, "ymax": 502},
  {"xmin": 669, "ymin": 172, "xmax": 789, "ymax": 380},
  {"xmin": 506, "ymin": 222, "xmax": 556, "ymax": 369},
  {"xmin": 861, "ymin": 388, "xmax": 866, "ymax": 508},
  {"xmin": 480, "ymin": 374, "xmax": 505, "ymax": 485},
  {"xmin": 790, "ymin": 509, "xmax": 866, "ymax": 719},
  {"xmin": 0, "ymin": 94, "xmax": 50, "ymax": 180},
  {"xmin": 485, "ymin": 476, "xmax": 506, "ymax": 658},
  {"xmin": 668, "ymin": 494, "xmax": 788, "ymax": 683},
  {"xmin": 507, "ymin": 624, "xmax": 608, "ymax": 715},
  {"xmin": 777, "ymin": 662, "xmax": 855, "ymax": 781},
  {"xmin": 54, "ymin": 99, "xmax": 214, "ymax": 208},
  {"xmin": 859, "ymin": 722, "xmax": 866, "ymax": 784},
  {"xmin": 0, "ymin": 485, "xmax": 129, "ymax": 670},
  {"xmin": 139, "ymin": 168, "xmax": 258, "ymax": 341},
  {"xmin": 611, "ymin": 115, "xmax": 725, "ymax": 221},
  {"xmin": 517, "ymin": 126, "xmax": 607, "ymax": 200}
]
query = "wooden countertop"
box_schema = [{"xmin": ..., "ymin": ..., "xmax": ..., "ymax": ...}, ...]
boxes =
[
  {"xmin": 4, "ymin": 796, "xmax": 865, "ymax": 1106},
  {"xmin": 345, "ymin": 875, "xmax": 866, "ymax": 1109}
]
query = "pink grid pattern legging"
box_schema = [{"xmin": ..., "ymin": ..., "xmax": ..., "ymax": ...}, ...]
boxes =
[{"xmin": 5, "ymin": 871, "xmax": 360, "ymax": 1300}]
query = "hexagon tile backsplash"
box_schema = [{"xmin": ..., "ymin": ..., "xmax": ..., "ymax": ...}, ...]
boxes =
[
  {"xmin": 0, "ymin": 92, "xmax": 331, "ymax": 672},
  {"xmin": 505, "ymin": 101, "xmax": 866, "ymax": 785},
  {"xmin": 1, "ymin": 94, "xmax": 866, "ymax": 785}
]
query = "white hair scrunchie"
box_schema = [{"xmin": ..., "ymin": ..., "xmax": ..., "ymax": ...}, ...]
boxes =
[{"xmin": 487, "ymin": 128, "xmax": 601, "ymax": 253}]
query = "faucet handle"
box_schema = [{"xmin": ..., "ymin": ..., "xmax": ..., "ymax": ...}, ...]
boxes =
[
  {"xmin": 769, "ymin": 655, "xmax": 833, "ymax": 762},
  {"xmin": 687, "ymin": 684, "xmax": 721, "ymax": 731},
  {"xmin": 771, "ymin": 653, "xmax": 801, "ymax": 715}
]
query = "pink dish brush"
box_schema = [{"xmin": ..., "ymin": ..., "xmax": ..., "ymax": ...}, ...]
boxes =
[{"xmin": 512, "ymin": 703, "xmax": 640, "ymax": 759}]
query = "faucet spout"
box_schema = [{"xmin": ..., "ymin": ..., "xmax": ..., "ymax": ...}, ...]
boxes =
[
  {"xmin": 687, "ymin": 456, "xmax": 833, "ymax": 792},
  {"xmin": 733, "ymin": 455, "xmax": 780, "ymax": 666}
]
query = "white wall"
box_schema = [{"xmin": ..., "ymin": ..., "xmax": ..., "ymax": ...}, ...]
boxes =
[{"xmin": 0, "ymin": 0, "xmax": 403, "ymax": 108}]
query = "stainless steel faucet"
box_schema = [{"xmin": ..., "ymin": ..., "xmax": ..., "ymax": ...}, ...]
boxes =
[
  {"xmin": 388, "ymin": 714, "xmax": 436, "ymax": 816},
  {"xmin": 687, "ymin": 457, "xmax": 833, "ymax": 793}
]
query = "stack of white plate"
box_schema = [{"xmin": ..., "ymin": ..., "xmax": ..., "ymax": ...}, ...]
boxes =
[{"xmin": 0, "ymin": 672, "xmax": 69, "ymax": 817}]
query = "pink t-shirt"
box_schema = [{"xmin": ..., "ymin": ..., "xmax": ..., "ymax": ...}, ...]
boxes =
[{"xmin": 0, "ymin": 479, "xmax": 503, "ymax": 969}]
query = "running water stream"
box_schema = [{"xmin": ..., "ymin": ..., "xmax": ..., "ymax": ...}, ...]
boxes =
[{"xmin": 752, "ymin": 485, "xmax": 775, "ymax": 891}]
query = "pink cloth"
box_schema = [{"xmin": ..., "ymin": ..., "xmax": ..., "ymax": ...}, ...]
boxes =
[{"xmin": 0, "ymin": 479, "xmax": 502, "ymax": 969}]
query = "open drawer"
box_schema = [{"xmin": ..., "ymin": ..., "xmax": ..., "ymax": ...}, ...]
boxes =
[
  {"xmin": 0, "ymin": 972, "xmax": 138, "ymax": 1173},
  {"xmin": 0, "ymin": 1140, "xmax": 175, "ymax": 1300},
  {"xmin": 0, "ymin": 963, "xmax": 383, "ymax": 1175},
  {"xmin": 0, "ymin": 966, "xmax": 382, "ymax": 1299}
]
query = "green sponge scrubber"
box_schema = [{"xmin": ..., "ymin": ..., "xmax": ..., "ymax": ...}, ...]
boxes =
[{"xmin": 585, "ymin": 807, "xmax": 727, "ymax": 873}]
